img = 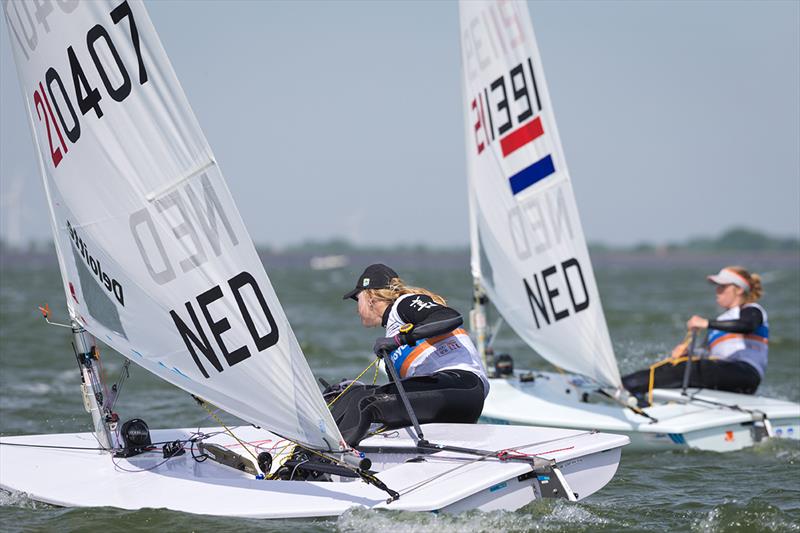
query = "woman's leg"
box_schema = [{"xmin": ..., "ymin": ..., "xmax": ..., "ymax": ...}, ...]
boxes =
[
  {"xmin": 693, "ymin": 359, "xmax": 761, "ymax": 394},
  {"xmin": 332, "ymin": 370, "xmax": 485, "ymax": 446},
  {"xmin": 622, "ymin": 359, "xmax": 761, "ymax": 399},
  {"xmin": 372, "ymin": 370, "xmax": 485, "ymax": 428}
]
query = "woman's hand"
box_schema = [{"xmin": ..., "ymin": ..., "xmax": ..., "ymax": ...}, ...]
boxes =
[
  {"xmin": 686, "ymin": 315, "xmax": 709, "ymax": 330},
  {"xmin": 671, "ymin": 342, "xmax": 688, "ymax": 360},
  {"xmin": 372, "ymin": 336, "xmax": 401, "ymax": 357}
]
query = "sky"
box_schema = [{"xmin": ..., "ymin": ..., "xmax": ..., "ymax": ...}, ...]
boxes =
[{"xmin": 1, "ymin": 0, "xmax": 798, "ymax": 249}]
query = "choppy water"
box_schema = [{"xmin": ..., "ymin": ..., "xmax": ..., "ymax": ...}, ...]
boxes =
[{"xmin": 1, "ymin": 251, "xmax": 799, "ymax": 532}]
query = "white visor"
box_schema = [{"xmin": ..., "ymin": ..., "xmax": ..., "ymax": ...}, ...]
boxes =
[{"xmin": 707, "ymin": 268, "xmax": 750, "ymax": 292}]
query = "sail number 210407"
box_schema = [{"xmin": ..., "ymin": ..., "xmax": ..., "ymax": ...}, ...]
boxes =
[{"xmin": 8, "ymin": 1, "xmax": 148, "ymax": 169}]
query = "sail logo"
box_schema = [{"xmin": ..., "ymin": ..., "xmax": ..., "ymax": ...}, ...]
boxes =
[{"xmin": 66, "ymin": 219, "xmax": 125, "ymax": 306}]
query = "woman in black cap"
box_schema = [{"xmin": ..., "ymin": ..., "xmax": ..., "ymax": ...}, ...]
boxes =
[
  {"xmin": 331, "ymin": 264, "xmax": 489, "ymax": 447},
  {"xmin": 622, "ymin": 266, "xmax": 768, "ymax": 402}
]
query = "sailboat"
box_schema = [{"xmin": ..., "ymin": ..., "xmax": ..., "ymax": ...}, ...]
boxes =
[
  {"xmin": 0, "ymin": 0, "xmax": 628, "ymax": 517},
  {"xmin": 460, "ymin": 1, "xmax": 800, "ymax": 453}
]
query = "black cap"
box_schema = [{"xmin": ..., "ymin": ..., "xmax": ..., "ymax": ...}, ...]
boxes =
[{"xmin": 342, "ymin": 264, "xmax": 399, "ymax": 300}]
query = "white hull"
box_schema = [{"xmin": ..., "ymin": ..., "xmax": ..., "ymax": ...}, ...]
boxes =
[
  {"xmin": 0, "ymin": 423, "xmax": 627, "ymax": 518},
  {"xmin": 481, "ymin": 371, "xmax": 800, "ymax": 453}
]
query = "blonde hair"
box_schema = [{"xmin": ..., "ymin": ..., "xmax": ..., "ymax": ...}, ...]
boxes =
[
  {"xmin": 726, "ymin": 265, "xmax": 763, "ymax": 303},
  {"xmin": 363, "ymin": 277, "xmax": 446, "ymax": 307}
]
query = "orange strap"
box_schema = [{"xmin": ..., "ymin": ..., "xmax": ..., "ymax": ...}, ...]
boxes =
[{"xmin": 647, "ymin": 354, "xmax": 717, "ymax": 404}]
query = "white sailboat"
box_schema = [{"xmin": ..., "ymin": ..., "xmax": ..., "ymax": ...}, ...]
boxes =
[
  {"xmin": 459, "ymin": 0, "xmax": 800, "ymax": 452},
  {"xmin": 0, "ymin": 0, "xmax": 628, "ymax": 517}
]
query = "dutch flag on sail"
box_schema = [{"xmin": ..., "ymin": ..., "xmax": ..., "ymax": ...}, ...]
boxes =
[{"xmin": 500, "ymin": 116, "xmax": 556, "ymax": 195}]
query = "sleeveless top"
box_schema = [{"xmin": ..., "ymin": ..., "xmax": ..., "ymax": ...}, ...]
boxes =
[
  {"xmin": 383, "ymin": 294, "xmax": 489, "ymax": 397},
  {"xmin": 706, "ymin": 303, "xmax": 769, "ymax": 377}
]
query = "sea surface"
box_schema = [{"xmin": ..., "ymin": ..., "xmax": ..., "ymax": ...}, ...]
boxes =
[{"xmin": 1, "ymin": 250, "xmax": 798, "ymax": 532}]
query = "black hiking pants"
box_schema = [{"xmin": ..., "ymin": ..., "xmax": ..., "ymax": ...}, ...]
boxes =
[
  {"xmin": 622, "ymin": 358, "xmax": 760, "ymax": 403},
  {"xmin": 329, "ymin": 369, "xmax": 486, "ymax": 447}
]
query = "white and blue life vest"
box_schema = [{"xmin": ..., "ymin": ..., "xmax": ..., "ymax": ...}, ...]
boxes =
[
  {"xmin": 384, "ymin": 295, "xmax": 489, "ymax": 396},
  {"xmin": 706, "ymin": 303, "xmax": 769, "ymax": 378}
]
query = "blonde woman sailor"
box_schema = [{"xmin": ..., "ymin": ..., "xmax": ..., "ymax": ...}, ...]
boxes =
[
  {"xmin": 330, "ymin": 264, "xmax": 489, "ymax": 447},
  {"xmin": 623, "ymin": 266, "xmax": 768, "ymax": 401}
]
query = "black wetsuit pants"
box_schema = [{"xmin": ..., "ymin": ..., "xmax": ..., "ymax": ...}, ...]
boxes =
[
  {"xmin": 329, "ymin": 369, "xmax": 485, "ymax": 447},
  {"xmin": 622, "ymin": 359, "xmax": 761, "ymax": 402}
]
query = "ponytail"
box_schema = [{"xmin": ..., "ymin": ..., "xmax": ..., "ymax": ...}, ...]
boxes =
[{"xmin": 726, "ymin": 265, "xmax": 763, "ymax": 303}]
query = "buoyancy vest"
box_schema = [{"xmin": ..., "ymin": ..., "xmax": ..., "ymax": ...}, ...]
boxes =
[
  {"xmin": 706, "ymin": 303, "xmax": 769, "ymax": 378},
  {"xmin": 384, "ymin": 295, "xmax": 489, "ymax": 396}
]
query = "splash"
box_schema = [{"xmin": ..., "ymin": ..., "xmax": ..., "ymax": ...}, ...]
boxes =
[
  {"xmin": 336, "ymin": 500, "xmax": 611, "ymax": 533},
  {"xmin": 0, "ymin": 489, "xmax": 49, "ymax": 510},
  {"xmin": 692, "ymin": 499, "xmax": 800, "ymax": 532}
]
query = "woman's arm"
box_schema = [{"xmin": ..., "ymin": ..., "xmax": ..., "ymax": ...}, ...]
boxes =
[
  {"xmin": 396, "ymin": 294, "xmax": 463, "ymax": 343},
  {"xmin": 707, "ymin": 306, "xmax": 763, "ymax": 334}
]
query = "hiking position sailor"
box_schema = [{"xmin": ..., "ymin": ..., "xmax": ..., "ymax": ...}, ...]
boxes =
[
  {"xmin": 623, "ymin": 266, "xmax": 767, "ymax": 399},
  {"xmin": 331, "ymin": 264, "xmax": 489, "ymax": 447}
]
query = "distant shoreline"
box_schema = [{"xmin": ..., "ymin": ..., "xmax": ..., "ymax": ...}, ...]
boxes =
[
  {"xmin": 2, "ymin": 227, "xmax": 797, "ymax": 271},
  {"xmin": 2, "ymin": 247, "xmax": 797, "ymax": 272}
]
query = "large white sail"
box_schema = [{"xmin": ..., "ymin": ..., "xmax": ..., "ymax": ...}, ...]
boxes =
[
  {"xmin": 459, "ymin": 1, "xmax": 621, "ymax": 388},
  {"xmin": 4, "ymin": 0, "xmax": 344, "ymax": 450}
]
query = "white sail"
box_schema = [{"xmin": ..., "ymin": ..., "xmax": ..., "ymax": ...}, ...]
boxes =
[
  {"xmin": 4, "ymin": 0, "xmax": 344, "ymax": 450},
  {"xmin": 459, "ymin": 1, "xmax": 621, "ymax": 388}
]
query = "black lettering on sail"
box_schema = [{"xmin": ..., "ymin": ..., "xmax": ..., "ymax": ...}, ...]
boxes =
[
  {"xmin": 229, "ymin": 271, "xmax": 279, "ymax": 352},
  {"xmin": 562, "ymin": 258, "xmax": 589, "ymax": 313},
  {"xmin": 186, "ymin": 173, "xmax": 239, "ymax": 257},
  {"xmin": 112, "ymin": 279, "xmax": 124, "ymax": 305},
  {"xmin": 170, "ymin": 303, "xmax": 223, "ymax": 379},
  {"xmin": 542, "ymin": 265, "xmax": 569, "ymax": 321},
  {"xmin": 197, "ymin": 284, "xmax": 251, "ymax": 367},
  {"xmin": 523, "ymin": 276, "xmax": 549, "ymax": 328}
]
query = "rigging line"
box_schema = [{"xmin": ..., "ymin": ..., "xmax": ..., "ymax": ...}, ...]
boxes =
[
  {"xmin": 595, "ymin": 388, "xmax": 659, "ymax": 423},
  {"xmin": 111, "ymin": 453, "xmax": 174, "ymax": 473},
  {"xmin": 108, "ymin": 360, "xmax": 131, "ymax": 412},
  {"xmin": 396, "ymin": 431, "xmax": 595, "ymax": 498},
  {"xmin": 289, "ymin": 459, "xmax": 309, "ymax": 481},
  {"xmin": 292, "ymin": 444, "xmax": 399, "ymax": 501},
  {"xmin": 327, "ymin": 358, "xmax": 379, "ymax": 408},
  {"xmin": 192, "ymin": 396, "xmax": 263, "ymax": 468},
  {"xmin": 0, "ymin": 442, "xmax": 106, "ymax": 451},
  {"xmin": 681, "ymin": 391, "xmax": 761, "ymax": 417},
  {"xmin": 93, "ymin": 345, "xmax": 113, "ymax": 408}
]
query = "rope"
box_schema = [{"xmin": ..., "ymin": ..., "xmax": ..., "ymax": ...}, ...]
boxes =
[
  {"xmin": 395, "ymin": 432, "xmax": 591, "ymax": 499},
  {"xmin": 193, "ymin": 397, "xmax": 262, "ymax": 469},
  {"xmin": 326, "ymin": 359, "xmax": 379, "ymax": 408},
  {"xmin": 647, "ymin": 353, "xmax": 717, "ymax": 405}
]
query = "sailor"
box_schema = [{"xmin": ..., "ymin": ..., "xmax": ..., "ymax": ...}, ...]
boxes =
[
  {"xmin": 622, "ymin": 266, "xmax": 768, "ymax": 400},
  {"xmin": 330, "ymin": 263, "xmax": 489, "ymax": 447}
]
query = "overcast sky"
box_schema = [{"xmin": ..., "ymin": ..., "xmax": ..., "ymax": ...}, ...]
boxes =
[{"xmin": 1, "ymin": 0, "xmax": 798, "ymax": 248}]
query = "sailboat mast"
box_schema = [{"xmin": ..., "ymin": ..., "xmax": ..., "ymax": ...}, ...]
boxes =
[
  {"xmin": 463, "ymin": 77, "xmax": 493, "ymax": 374},
  {"xmin": 22, "ymin": 93, "xmax": 118, "ymax": 448},
  {"xmin": 72, "ymin": 323, "xmax": 118, "ymax": 450}
]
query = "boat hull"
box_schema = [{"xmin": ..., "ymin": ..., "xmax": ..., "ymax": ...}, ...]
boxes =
[
  {"xmin": 481, "ymin": 371, "xmax": 800, "ymax": 453},
  {"xmin": 0, "ymin": 423, "xmax": 627, "ymax": 518}
]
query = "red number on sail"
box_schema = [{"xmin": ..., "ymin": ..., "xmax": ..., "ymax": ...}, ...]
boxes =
[{"xmin": 33, "ymin": 84, "xmax": 68, "ymax": 168}]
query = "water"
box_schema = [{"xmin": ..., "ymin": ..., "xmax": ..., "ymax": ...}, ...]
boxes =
[{"xmin": 1, "ymin": 250, "xmax": 799, "ymax": 532}]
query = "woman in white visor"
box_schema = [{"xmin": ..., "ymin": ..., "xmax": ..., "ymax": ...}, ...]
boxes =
[{"xmin": 622, "ymin": 266, "xmax": 768, "ymax": 402}]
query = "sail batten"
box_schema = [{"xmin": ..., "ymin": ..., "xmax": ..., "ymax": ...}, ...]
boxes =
[
  {"xmin": 459, "ymin": 1, "xmax": 622, "ymax": 388},
  {"xmin": 5, "ymin": 0, "xmax": 344, "ymax": 450}
]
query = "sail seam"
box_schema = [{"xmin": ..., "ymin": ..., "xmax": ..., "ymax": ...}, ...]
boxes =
[{"xmin": 145, "ymin": 158, "xmax": 216, "ymax": 202}]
